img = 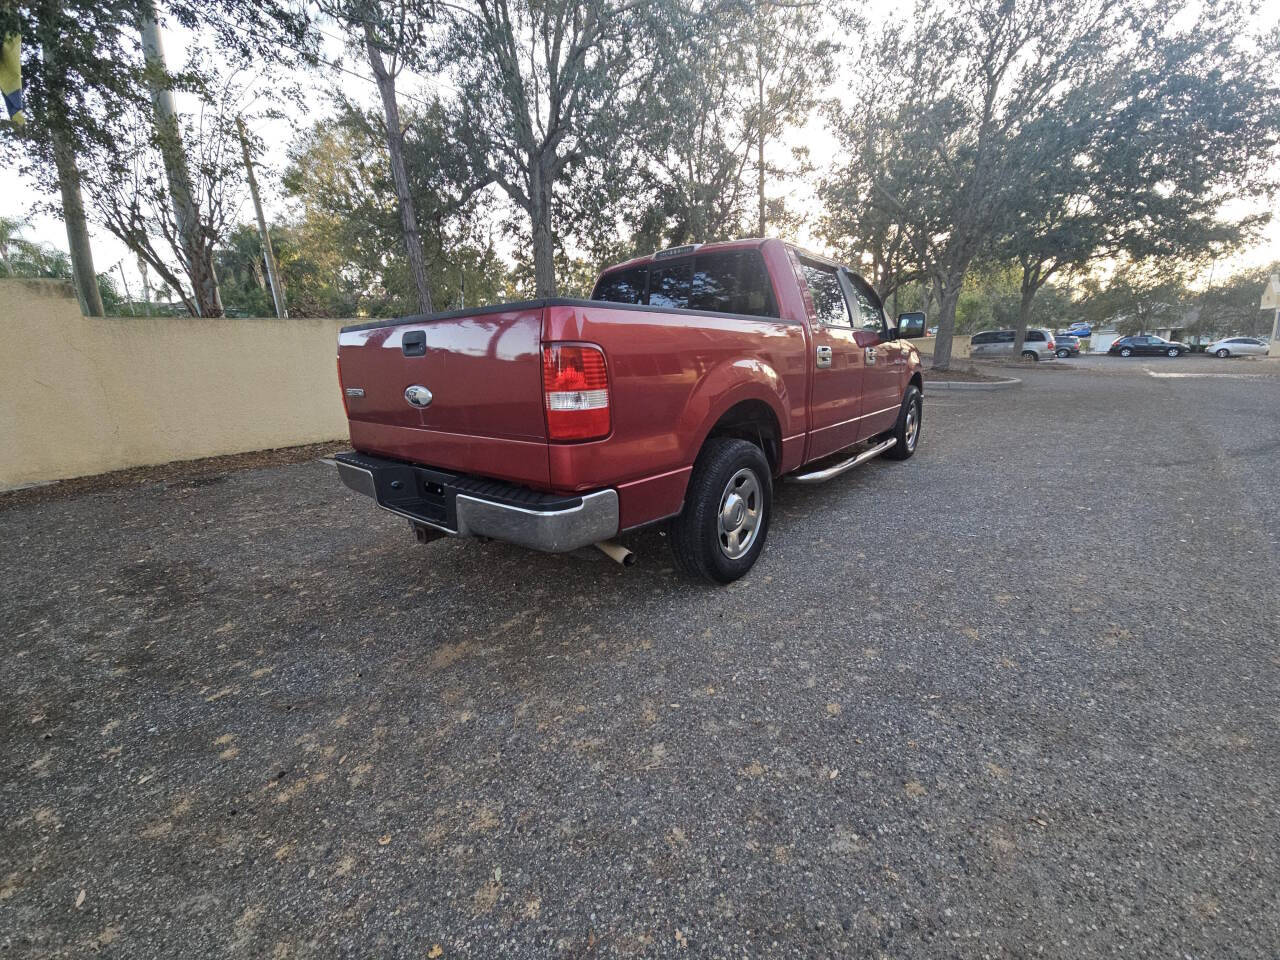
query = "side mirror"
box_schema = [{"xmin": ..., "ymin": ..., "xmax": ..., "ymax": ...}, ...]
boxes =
[{"xmin": 897, "ymin": 311, "xmax": 926, "ymax": 339}]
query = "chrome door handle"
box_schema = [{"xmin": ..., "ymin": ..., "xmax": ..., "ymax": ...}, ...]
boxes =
[{"xmin": 816, "ymin": 345, "xmax": 833, "ymax": 368}]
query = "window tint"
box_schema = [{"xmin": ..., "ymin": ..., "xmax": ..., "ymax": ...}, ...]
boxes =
[
  {"xmin": 688, "ymin": 251, "xmax": 777, "ymax": 317},
  {"xmin": 996, "ymin": 331, "xmax": 1016, "ymax": 343},
  {"xmin": 648, "ymin": 260, "xmax": 692, "ymax": 309},
  {"xmin": 846, "ymin": 275, "xmax": 886, "ymax": 333},
  {"xmin": 1026, "ymin": 330, "xmax": 1045, "ymax": 342},
  {"xmin": 800, "ymin": 263, "xmax": 850, "ymax": 327},
  {"xmin": 592, "ymin": 267, "xmax": 646, "ymax": 304},
  {"xmin": 972, "ymin": 331, "xmax": 996, "ymax": 345}
]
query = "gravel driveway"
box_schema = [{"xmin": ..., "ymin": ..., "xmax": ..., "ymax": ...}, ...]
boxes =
[{"xmin": 2, "ymin": 363, "xmax": 1277, "ymax": 958}]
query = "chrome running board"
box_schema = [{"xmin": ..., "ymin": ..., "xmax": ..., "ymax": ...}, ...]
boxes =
[{"xmin": 788, "ymin": 437, "xmax": 897, "ymax": 484}]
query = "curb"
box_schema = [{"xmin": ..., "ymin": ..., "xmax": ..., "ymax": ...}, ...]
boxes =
[{"xmin": 924, "ymin": 377, "xmax": 1021, "ymax": 391}]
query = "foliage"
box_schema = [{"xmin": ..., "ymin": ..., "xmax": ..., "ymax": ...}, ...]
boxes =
[
  {"xmin": 271, "ymin": 108, "xmax": 512, "ymax": 317},
  {"xmin": 438, "ymin": 0, "xmax": 685, "ymax": 296}
]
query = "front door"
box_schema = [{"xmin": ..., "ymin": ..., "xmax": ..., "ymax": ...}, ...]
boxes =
[
  {"xmin": 843, "ymin": 272, "xmax": 905, "ymax": 440},
  {"xmin": 796, "ymin": 258, "xmax": 865, "ymax": 461}
]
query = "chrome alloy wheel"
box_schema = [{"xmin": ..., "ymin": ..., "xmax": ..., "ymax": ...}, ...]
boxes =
[
  {"xmin": 717, "ymin": 467, "xmax": 762, "ymax": 560},
  {"xmin": 904, "ymin": 400, "xmax": 920, "ymax": 452}
]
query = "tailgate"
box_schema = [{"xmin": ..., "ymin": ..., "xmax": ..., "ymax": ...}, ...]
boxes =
[{"xmin": 337, "ymin": 305, "xmax": 551, "ymax": 489}]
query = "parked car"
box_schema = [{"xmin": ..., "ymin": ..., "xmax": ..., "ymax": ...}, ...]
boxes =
[
  {"xmin": 1204, "ymin": 336, "xmax": 1271, "ymax": 358},
  {"xmin": 333, "ymin": 239, "xmax": 925, "ymax": 583},
  {"xmin": 1108, "ymin": 335, "xmax": 1190, "ymax": 357},
  {"xmin": 1065, "ymin": 321, "xmax": 1092, "ymax": 338},
  {"xmin": 970, "ymin": 328, "xmax": 1057, "ymax": 361},
  {"xmin": 1053, "ymin": 333, "xmax": 1082, "ymax": 358}
]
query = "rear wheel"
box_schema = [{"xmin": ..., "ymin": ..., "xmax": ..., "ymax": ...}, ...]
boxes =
[
  {"xmin": 1056, "ymin": 348, "xmax": 1070, "ymax": 358},
  {"xmin": 884, "ymin": 385, "xmax": 923, "ymax": 461},
  {"xmin": 1021, "ymin": 350, "xmax": 1039, "ymax": 361},
  {"xmin": 669, "ymin": 438, "xmax": 772, "ymax": 584},
  {"xmin": 1119, "ymin": 347, "xmax": 1133, "ymax": 357},
  {"xmin": 1216, "ymin": 348, "xmax": 1230, "ymax": 358}
]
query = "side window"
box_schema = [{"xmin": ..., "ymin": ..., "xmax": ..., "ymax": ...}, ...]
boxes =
[
  {"xmin": 1026, "ymin": 331, "xmax": 1044, "ymax": 342},
  {"xmin": 689, "ymin": 250, "xmax": 778, "ymax": 318},
  {"xmin": 591, "ymin": 267, "xmax": 646, "ymax": 304},
  {"xmin": 846, "ymin": 274, "xmax": 887, "ymax": 334},
  {"xmin": 800, "ymin": 263, "xmax": 851, "ymax": 327},
  {"xmin": 996, "ymin": 331, "xmax": 1016, "ymax": 343},
  {"xmin": 972, "ymin": 332, "xmax": 995, "ymax": 345},
  {"xmin": 649, "ymin": 260, "xmax": 692, "ymax": 309}
]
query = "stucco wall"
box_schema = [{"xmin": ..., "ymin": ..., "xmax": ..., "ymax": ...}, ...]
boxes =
[{"xmin": 0, "ymin": 279, "xmax": 349, "ymax": 491}]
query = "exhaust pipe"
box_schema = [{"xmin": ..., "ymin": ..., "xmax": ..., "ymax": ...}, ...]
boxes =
[{"xmin": 594, "ymin": 540, "xmax": 636, "ymax": 566}]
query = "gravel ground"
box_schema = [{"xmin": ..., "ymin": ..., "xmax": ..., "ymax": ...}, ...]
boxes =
[{"xmin": 2, "ymin": 364, "xmax": 1278, "ymax": 959}]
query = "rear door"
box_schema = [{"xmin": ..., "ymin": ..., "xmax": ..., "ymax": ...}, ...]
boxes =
[
  {"xmin": 795, "ymin": 257, "xmax": 865, "ymax": 460},
  {"xmin": 843, "ymin": 271, "xmax": 904, "ymax": 439}
]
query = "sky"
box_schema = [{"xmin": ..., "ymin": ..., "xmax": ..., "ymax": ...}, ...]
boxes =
[{"xmin": 3, "ymin": 2, "xmax": 1279, "ymax": 300}]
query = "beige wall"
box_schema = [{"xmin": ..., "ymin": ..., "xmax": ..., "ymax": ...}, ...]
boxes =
[
  {"xmin": 0, "ymin": 279, "xmax": 350, "ymax": 491},
  {"xmin": 908, "ymin": 334, "xmax": 972, "ymax": 361}
]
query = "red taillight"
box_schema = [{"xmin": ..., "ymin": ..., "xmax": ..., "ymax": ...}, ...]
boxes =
[
  {"xmin": 1047, "ymin": 339, "xmax": 1055, "ymax": 350},
  {"xmin": 542, "ymin": 343, "xmax": 610, "ymax": 441}
]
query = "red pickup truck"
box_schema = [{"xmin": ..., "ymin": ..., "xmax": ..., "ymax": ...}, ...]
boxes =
[{"xmin": 334, "ymin": 238, "xmax": 925, "ymax": 582}]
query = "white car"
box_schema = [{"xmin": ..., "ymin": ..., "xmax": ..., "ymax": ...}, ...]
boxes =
[{"xmin": 1205, "ymin": 336, "xmax": 1270, "ymax": 358}]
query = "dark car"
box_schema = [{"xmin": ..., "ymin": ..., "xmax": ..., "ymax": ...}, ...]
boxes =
[
  {"xmin": 1053, "ymin": 333, "xmax": 1081, "ymax": 358},
  {"xmin": 1108, "ymin": 335, "xmax": 1189, "ymax": 358}
]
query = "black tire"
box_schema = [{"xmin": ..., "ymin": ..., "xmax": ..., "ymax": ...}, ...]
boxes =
[
  {"xmin": 1167, "ymin": 347, "xmax": 1181, "ymax": 358},
  {"xmin": 1021, "ymin": 350, "xmax": 1039, "ymax": 361},
  {"xmin": 1056, "ymin": 348, "xmax": 1070, "ymax": 358},
  {"xmin": 1119, "ymin": 347, "xmax": 1132, "ymax": 357},
  {"xmin": 669, "ymin": 437, "xmax": 772, "ymax": 584},
  {"xmin": 1216, "ymin": 348, "xmax": 1230, "ymax": 358},
  {"xmin": 884, "ymin": 385, "xmax": 923, "ymax": 461}
]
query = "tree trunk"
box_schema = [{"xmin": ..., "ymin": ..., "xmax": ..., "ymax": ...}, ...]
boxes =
[
  {"xmin": 236, "ymin": 117, "xmax": 287, "ymax": 318},
  {"xmin": 1012, "ymin": 264, "xmax": 1041, "ymax": 356},
  {"xmin": 365, "ymin": 25, "xmax": 433, "ymax": 316},
  {"xmin": 930, "ymin": 277, "xmax": 964, "ymax": 372},
  {"xmin": 755, "ymin": 59, "xmax": 766, "ymax": 238},
  {"xmin": 139, "ymin": 8, "xmax": 222, "ymax": 317},
  {"xmin": 49, "ymin": 123, "xmax": 105, "ymax": 317},
  {"xmin": 529, "ymin": 159, "xmax": 556, "ymax": 298}
]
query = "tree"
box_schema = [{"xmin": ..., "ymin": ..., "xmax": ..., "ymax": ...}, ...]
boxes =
[
  {"xmin": 440, "ymin": 0, "xmax": 677, "ymax": 296},
  {"xmin": 743, "ymin": 1, "xmax": 838, "ymax": 238},
  {"xmin": 819, "ymin": 99, "xmax": 924, "ymax": 302},
  {"xmin": 278, "ymin": 108, "xmax": 510, "ymax": 316},
  {"xmin": 1000, "ymin": 3, "xmax": 1280, "ymax": 357},
  {"xmin": 82, "ymin": 54, "xmax": 254, "ymax": 318},
  {"xmin": 318, "ymin": 0, "xmax": 442, "ymax": 314},
  {"xmin": 826, "ymin": 0, "xmax": 1134, "ymax": 370},
  {"xmin": 1079, "ymin": 261, "xmax": 1189, "ymax": 336}
]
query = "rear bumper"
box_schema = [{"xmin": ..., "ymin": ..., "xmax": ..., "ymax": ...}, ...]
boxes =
[{"xmin": 333, "ymin": 451, "xmax": 619, "ymax": 553}]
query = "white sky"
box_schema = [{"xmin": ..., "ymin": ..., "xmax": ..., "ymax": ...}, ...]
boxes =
[{"xmin": 3, "ymin": 2, "xmax": 1278, "ymax": 298}]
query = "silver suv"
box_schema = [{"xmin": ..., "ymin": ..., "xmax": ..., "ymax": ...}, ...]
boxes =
[{"xmin": 970, "ymin": 328, "xmax": 1057, "ymax": 361}]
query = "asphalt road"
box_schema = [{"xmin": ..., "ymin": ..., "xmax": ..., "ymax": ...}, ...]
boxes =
[{"xmin": 2, "ymin": 361, "xmax": 1278, "ymax": 959}]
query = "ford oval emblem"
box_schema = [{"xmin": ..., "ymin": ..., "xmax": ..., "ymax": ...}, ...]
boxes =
[{"xmin": 404, "ymin": 384, "xmax": 433, "ymax": 408}]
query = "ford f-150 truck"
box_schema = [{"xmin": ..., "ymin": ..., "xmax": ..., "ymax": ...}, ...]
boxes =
[{"xmin": 333, "ymin": 238, "xmax": 925, "ymax": 583}]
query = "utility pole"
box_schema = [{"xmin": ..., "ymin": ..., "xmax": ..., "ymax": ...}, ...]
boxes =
[
  {"xmin": 139, "ymin": 5, "xmax": 223, "ymax": 317},
  {"xmin": 235, "ymin": 117, "xmax": 287, "ymax": 319},
  {"xmin": 114, "ymin": 261, "xmax": 136, "ymax": 315},
  {"xmin": 137, "ymin": 257, "xmax": 153, "ymax": 315}
]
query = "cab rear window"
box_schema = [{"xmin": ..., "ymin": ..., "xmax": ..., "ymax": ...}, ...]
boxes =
[{"xmin": 591, "ymin": 250, "xmax": 778, "ymax": 318}]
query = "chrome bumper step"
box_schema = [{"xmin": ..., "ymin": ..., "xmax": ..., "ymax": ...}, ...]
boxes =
[{"xmin": 788, "ymin": 437, "xmax": 897, "ymax": 484}]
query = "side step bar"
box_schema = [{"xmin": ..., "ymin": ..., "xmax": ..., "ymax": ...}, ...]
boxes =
[{"xmin": 788, "ymin": 437, "xmax": 897, "ymax": 484}]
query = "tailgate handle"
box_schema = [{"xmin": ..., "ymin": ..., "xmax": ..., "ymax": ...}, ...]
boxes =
[{"xmin": 402, "ymin": 331, "xmax": 426, "ymax": 357}]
